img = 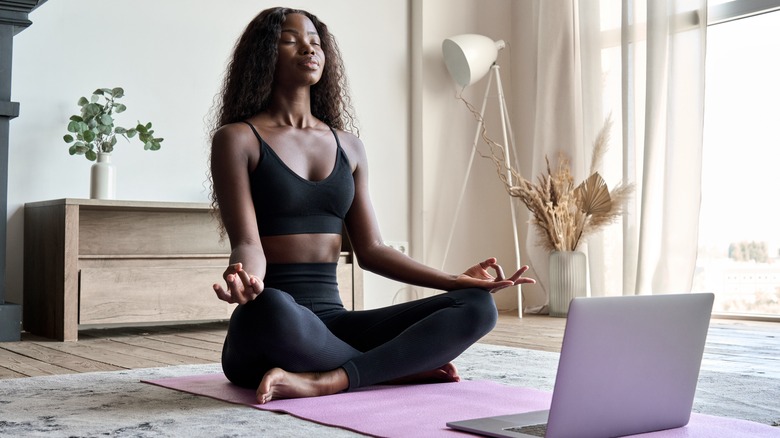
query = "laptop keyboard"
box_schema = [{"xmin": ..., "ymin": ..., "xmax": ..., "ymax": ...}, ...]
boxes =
[{"xmin": 504, "ymin": 423, "xmax": 548, "ymax": 437}]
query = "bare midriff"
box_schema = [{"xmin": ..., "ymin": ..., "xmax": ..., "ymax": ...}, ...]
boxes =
[{"xmin": 260, "ymin": 233, "xmax": 343, "ymax": 264}]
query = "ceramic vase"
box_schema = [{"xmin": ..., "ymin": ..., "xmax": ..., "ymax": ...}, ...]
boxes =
[
  {"xmin": 90, "ymin": 152, "xmax": 116, "ymax": 199},
  {"xmin": 548, "ymin": 250, "xmax": 587, "ymax": 317}
]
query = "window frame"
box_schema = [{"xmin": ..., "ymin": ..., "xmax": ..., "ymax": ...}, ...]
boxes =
[
  {"xmin": 708, "ymin": 0, "xmax": 780, "ymax": 25},
  {"xmin": 702, "ymin": 0, "xmax": 780, "ymax": 322}
]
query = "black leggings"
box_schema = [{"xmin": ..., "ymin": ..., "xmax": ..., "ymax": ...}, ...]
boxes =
[{"xmin": 221, "ymin": 263, "xmax": 498, "ymax": 390}]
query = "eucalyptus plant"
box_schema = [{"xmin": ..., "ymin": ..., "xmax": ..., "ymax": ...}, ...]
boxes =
[{"xmin": 63, "ymin": 87, "xmax": 163, "ymax": 161}]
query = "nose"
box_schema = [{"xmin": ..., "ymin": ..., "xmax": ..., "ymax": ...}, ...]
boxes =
[{"xmin": 299, "ymin": 42, "xmax": 315, "ymax": 55}]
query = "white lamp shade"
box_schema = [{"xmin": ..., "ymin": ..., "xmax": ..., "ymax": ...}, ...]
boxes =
[{"xmin": 442, "ymin": 34, "xmax": 506, "ymax": 87}]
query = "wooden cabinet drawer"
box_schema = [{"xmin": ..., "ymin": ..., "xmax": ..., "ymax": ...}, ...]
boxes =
[
  {"xmin": 78, "ymin": 209, "xmax": 228, "ymax": 256},
  {"xmin": 78, "ymin": 256, "xmax": 358, "ymax": 324},
  {"xmin": 79, "ymin": 259, "xmax": 235, "ymax": 325}
]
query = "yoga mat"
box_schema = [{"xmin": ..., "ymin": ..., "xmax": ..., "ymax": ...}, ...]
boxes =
[{"xmin": 143, "ymin": 373, "xmax": 780, "ymax": 438}]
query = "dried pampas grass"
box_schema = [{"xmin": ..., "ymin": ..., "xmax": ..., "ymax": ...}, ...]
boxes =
[
  {"xmin": 501, "ymin": 118, "xmax": 633, "ymax": 251},
  {"xmin": 457, "ymin": 94, "xmax": 634, "ymax": 252}
]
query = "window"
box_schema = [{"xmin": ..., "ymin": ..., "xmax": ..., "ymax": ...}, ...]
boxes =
[{"xmin": 693, "ymin": 0, "xmax": 780, "ymax": 317}]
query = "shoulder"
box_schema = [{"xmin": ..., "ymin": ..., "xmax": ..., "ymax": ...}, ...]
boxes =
[
  {"xmin": 211, "ymin": 122, "xmax": 262, "ymax": 169},
  {"xmin": 332, "ymin": 129, "xmax": 366, "ymax": 170},
  {"xmin": 212, "ymin": 122, "xmax": 258, "ymax": 151}
]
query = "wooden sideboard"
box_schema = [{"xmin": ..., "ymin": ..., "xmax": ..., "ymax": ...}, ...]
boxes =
[{"xmin": 23, "ymin": 199, "xmax": 363, "ymax": 341}]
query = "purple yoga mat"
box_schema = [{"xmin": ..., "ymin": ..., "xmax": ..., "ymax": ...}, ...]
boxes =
[{"xmin": 143, "ymin": 373, "xmax": 780, "ymax": 438}]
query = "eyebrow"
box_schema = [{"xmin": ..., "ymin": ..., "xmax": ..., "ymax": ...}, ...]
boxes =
[{"xmin": 281, "ymin": 29, "xmax": 319, "ymax": 37}]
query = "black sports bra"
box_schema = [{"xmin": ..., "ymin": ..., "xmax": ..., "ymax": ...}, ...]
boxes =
[{"xmin": 243, "ymin": 121, "xmax": 355, "ymax": 237}]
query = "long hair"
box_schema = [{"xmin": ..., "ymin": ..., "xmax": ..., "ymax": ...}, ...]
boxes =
[{"xmin": 207, "ymin": 7, "xmax": 357, "ymax": 231}]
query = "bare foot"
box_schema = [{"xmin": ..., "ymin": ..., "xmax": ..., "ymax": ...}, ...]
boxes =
[
  {"xmin": 255, "ymin": 367, "xmax": 349, "ymax": 404},
  {"xmin": 386, "ymin": 362, "xmax": 461, "ymax": 385}
]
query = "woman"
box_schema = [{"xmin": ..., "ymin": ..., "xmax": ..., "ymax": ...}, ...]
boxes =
[{"xmin": 209, "ymin": 7, "xmax": 534, "ymax": 404}]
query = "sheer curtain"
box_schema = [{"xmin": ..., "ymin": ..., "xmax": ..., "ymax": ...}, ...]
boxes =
[{"xmin": 522, "ymin": 0, "xmax": 707, "ymax": 307}]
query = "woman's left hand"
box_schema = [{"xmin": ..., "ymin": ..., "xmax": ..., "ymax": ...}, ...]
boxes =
[{"xmin": 456, "ymin": 257, "xmax": 535, "ymax": 293}]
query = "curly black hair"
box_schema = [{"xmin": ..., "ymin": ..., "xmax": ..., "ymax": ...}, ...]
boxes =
[{"xmin": 209, "ymin": 7, "xmax": 357, "ymax": 135}]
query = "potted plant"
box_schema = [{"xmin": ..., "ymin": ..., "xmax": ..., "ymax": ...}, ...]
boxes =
[
  {"xmin": 483, "ymin": 117, "xmax": 634, "ymax": 316},
  {"xmin": 62, "ymin": 87, "xmax": 164, "ymax": 199}
]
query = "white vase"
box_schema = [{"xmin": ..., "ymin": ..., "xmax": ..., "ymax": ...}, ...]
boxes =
[
  {"xmin": 548, "ymin": 250, "xmax": 587, "ymax": 317},
  {"xmin": 90, "ymin": 152, "xmax": 116, "ymax": 199}
]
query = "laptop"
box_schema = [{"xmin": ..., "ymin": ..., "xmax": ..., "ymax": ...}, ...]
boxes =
[{"xmin": 447, "ymin": 293, "xmax": 714, "ymax": 438}]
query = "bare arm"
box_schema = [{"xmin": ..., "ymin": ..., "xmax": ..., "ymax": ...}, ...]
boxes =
[
  {"xmin": 341, "ymin": 134, "xmax": 534, "ymax": 292},
  {"xmin": 210, "ymin": 123, "xmax": 266, "ymax": 304}
]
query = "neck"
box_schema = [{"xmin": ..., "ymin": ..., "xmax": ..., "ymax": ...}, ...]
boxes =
[{"xmin": 267, "ymin": 87, "xmax": 317, "ymax": 128}]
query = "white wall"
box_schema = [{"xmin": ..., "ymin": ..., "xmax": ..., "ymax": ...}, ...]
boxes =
[{"xmin": 8, "ymin": 0, "xmax": 410, "ymax": 309}]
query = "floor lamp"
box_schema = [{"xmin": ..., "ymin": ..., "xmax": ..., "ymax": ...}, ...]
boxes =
[{"xmin": 441, "ymin": 34, "xmax": 523, "ymax": 313}]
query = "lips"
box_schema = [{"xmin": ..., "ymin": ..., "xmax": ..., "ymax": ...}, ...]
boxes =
[{"xmin": 299, "ymin": 56, "xmax": 320, "ymax": 70}]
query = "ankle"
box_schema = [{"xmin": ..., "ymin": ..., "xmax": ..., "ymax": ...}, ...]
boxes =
[{"xmin": 324, "ymin": 368, "xmax": 350, "ymax": 394}]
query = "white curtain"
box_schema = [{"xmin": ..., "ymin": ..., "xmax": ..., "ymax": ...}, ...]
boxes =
[{"xmin": 522, "ymin": 0, "xmax": 707, "ymax": 308}]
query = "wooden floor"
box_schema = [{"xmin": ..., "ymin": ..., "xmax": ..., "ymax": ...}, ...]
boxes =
[{"xmin": 1, "ymin": 313, "xmax": 778, "ymax": 380}]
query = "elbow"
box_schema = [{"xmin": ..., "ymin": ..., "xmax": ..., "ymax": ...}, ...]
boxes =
[
  {"xmin": 353, "ymin": 241, "xmax": 387, "ymax": 274},
  {"xmin": 355, "ymin": 253, "xmax": 378, "ymax": 274}
]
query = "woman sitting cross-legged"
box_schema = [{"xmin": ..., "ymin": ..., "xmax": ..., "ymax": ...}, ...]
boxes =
[{"xmin": 208, "ymin": 6, "xmax": 535, "ymax": 404}]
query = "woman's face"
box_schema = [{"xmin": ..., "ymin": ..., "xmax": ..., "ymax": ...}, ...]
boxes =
[{"xmin": 274, "ymin": 13, "xmax": 325, "ymax": 87}]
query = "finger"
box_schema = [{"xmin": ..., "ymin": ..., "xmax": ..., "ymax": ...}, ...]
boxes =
[
  {"xmin": 241, "ymin": 277, "xmax": 261, "ymax": 301},
  {"xmin": 249, "ymin": 276, "xmax": 263, "ymax": 294},
  {"xmin": 482, "ymin": 257, "xmax": 497, "ymax": 267},
  {"xmin": 223, "ymin": 263, "xmax": 240, "ymax": 282},
  {"xmin": 507, "ymin": 265, "xmax": 530, "ymax": 282},
  {"xmin": 213, "ymin": 284, "xmax": 234, "ymax": 304},
  {"xmin": 236, "ymin": 269, "xmax": 253, "ymax": 287},
  {"xmin": 512, "ymin": 266, "xmax": 536, "ymax": 285},
  {"xmin": 213, "ymin": 283, "xmax": 225, "ymax": 299},
  {"xmin": 492, "ymin": 264, "xmax": 506, "ymax": 281},
  {"xmin": 227, "ymin": 274, "xmax": 248, "ymax": 304}
]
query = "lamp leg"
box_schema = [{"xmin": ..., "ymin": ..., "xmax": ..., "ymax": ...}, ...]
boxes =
[{"xmin": 493, "ymin": 66, "xmax": 524, "ymax": 317}]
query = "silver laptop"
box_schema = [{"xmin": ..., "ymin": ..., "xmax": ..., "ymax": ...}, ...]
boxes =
[{"xmin": 447, "ymin": 293, "xmax": 714, "ymax": 438}]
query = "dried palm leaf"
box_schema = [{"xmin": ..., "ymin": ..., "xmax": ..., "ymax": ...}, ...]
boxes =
[{"xmin": 575, "ymin": 172, "xmax": 612, "ymax": 216}]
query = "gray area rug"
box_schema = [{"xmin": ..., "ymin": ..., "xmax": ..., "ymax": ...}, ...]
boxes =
[{"xmin": 0, "ymin": 343, "xmax": 777, "ymax": 437}]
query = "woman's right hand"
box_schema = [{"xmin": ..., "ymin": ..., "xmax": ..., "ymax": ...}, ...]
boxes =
[{"xmin": 213, "ymin": 262, "xmax": 264, "ymax": 304}]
